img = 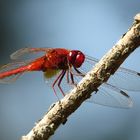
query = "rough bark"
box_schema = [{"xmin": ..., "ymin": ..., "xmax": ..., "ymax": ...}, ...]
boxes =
[{"xmin": 21, "ymin": 13, "xmax": 140, "ymax": 140}]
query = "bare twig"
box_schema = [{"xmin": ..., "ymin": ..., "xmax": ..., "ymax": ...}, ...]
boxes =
[{"xmin": 21, "ymin": 13, "xmax": 140, "ymax": 140}]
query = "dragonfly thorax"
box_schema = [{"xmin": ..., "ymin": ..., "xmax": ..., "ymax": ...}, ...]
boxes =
[{"xmin": 43, "ymin": 48, "xmax": 70, "ymax": 70}]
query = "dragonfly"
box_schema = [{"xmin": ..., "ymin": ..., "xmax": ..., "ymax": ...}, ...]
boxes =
[{"xmin": 0, "ymin": 47, "xmax": 140, "ymax": 108}]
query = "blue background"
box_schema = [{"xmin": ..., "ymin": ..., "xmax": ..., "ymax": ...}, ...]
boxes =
[{"xmin": 0, "ymin": 0, "xmax": 140, "ymax": 140}]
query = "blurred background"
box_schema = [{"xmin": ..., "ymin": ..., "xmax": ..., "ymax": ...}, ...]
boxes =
[{"xmin": 0, "ymin": 0, "xmax": 140, "ymax": 140}]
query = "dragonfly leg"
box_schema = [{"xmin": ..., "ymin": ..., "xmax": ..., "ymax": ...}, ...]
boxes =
[
  {"xmin": 69, "ymin": 70, "xmax": 77, "ymax": 86},
  {"xmin": 73, "ymin": 67, "xmax": 85, "ymax": 77},
  {"xmin": 52, "ymin": 70, "xmax": 65, "ymax": 98},
  {"xmin": 70, "ymin": 71, "xmax": 74, "ymax": 84},
  {"xmin": 67, "ymin": 67, "xmax": 77, "ymax": 86},
  {"xmin": 57, "ymin": 70, "xmax": 66, "ymax": 96},
  {"xmin": 66, "ymin": 70, "xmax": 70, "ymax": 84},
  {"xmin": 66, "ymin": 68, "xmax": 77, "ymax": 87}
]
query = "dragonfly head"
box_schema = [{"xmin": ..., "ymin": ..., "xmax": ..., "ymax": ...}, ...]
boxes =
[{"xmin": 67, "ymin": 50, "xmax": 85, "ymax": 68}]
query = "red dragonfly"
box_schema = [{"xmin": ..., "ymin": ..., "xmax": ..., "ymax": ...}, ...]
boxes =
[{"xmin": 0, "ymin": 48, "xmax": 140, "ymax": 108}]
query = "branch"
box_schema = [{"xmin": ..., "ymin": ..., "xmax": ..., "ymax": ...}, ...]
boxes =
[{"xmin": 21, "ymin": 13, "xmax": 140, "ymax": 140}]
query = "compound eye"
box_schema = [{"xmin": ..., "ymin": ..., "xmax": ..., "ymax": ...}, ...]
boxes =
[
  {"xmin": 68, "ymin": 50, "xmax": 85, "ymax": 68},
  {"xmin": 74, "ymin": 51, "xmax": 85, "ymax": 68},
  {"xmin": 67, "ymin": 51, "xmax": 77, "ymax": 65}
]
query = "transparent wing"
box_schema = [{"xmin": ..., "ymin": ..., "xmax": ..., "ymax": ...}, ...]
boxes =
[
  {"xmin": 0, "ymin": 62, "xmax": 25, "ymax": 83},
  {"xmin": 87, "ymin": 83, "xmax": 133, "ymax": 108},
  {"xmin": 85, "ymin": 55, "xmax": 140, "ymax": 91},
  {"xmin": 108, "ymin": 68, "xmax": 140, "ymax": 91},
  {"xmin": 10, "ymin": 47, "xmax": 51, "ymax": 60},
  {"xmin": 72, "ymin": 71, "xmax": 133, "ymax": 108}
]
